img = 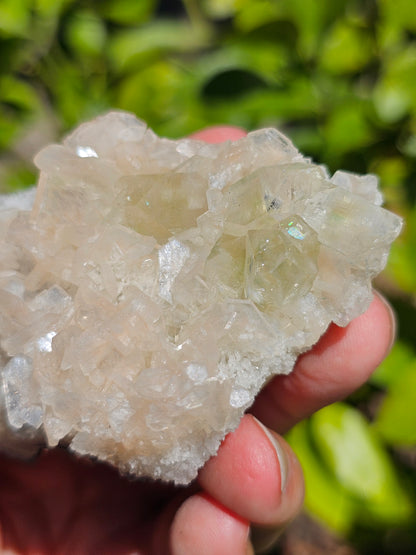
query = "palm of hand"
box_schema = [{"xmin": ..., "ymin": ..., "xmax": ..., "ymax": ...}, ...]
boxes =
[{"xmin": 0, "ymin": 448, "xmax": 186, "ymax": 554}]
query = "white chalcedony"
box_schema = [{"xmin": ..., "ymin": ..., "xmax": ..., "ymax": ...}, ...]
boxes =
[{"xmin": 0, "ymin": 112, "xmax": 402, "ymax": 483}]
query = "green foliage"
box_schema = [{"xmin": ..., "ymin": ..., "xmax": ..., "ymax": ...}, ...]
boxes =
[
  {"xmin": 1, "ymin": 0, "xmax": 416, "ymax": 551},
  {"xmin": 310, "ymin": 404, "xmax": 412, "ymax": 523},
  {"xmin": 0, "ymin": 0, "xmax": 32, "ymax": 36},
  {"xmin": 288, "ymin": 403, "xmax": 414, "ymax": 534},
  {"xmin": 65, "ymin": 10, "xmax": 107, "ymax": 58},
  {"xmin": 373, "ymin": 341, "xmax": 416, "ymax": 445}
]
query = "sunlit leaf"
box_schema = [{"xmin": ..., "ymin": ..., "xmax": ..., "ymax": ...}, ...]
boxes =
[
  {"xmin": 374, "ymin": 46, "xmax": 416, "ymax": 123},
  {"xmin": 378, "ymin": 0, "xmax": 416, "ymax": 47},
  {"xmin": 311, "ymin": 403, "xmax": 413, "ymax": 523},
  {"xmin": 400, "ymin": 134, "xmax": 416, "ymax": 158},
  {"xmin": 201, "ymin": 0, "xmax": 237, "ymax": 19},
  {"xmin": 0, "ymin": 165, "xmax": 36, "ymax": 192},
  {"xmin": 40, "ymin": 56, "xmax": 110, "ymax": 127},
  {"xmin": 0, "ymin": 75, "xmax": 41, "ymax": 148},
  {"xmin": 323, "ymin": 101, "xmax": 374, "ymax": 158},
  {"xmin": 280, "ymin": 0, "xmax": 349, "ymax": 59},
  {"xmin": 65, "ymin": 10, "xmax": 106, "ymax": 57},
  {"xmin": 109, "ymin": 21, "xmax": 211, "ymax": 73},
  {"xmin": 0, "ymin": 116, "xmax": 20, "ymax": 149},
  {"xmin": 34, "ymin": 0, "xmax": 75, "ymax": 18},
  {"xmin": 372, "ymin": 341, "xmax": 415, "ymax": 388},
  {"xmin": 0, "ymin": 0, "xmax": 31, "ymax": 36},
  {"xmin": 115, "ymin": 61, "xmax": 200, "ymax": 136},
  {"xmin": 287, "ymin": 421, "xmax": 357, "ymax": 534},
  {"xmin": 388, "ymin": 206, "xmax": 416, "ymax": 294},
  {"xmin": 319, "ymin": 21, "xmax": 374, "ymax": 74},
  {"xmin": 374, "ymin": 363, "xmax": 416, "ymax": 445},
  {"xmin": 234, "ymin": 0, "xmax": 280, "ymax": 32},
  {"xmin": 99, "ymin": 0, "xmax": 156, "ymax": 25},
  {"xmin": 370, "ymin": 157, "xmax": 409, "ymax": 201},
  {"xmin": 0, "ymin": 75, "xmax": 40, "ymax": 111},
  {"xmin": 194, "ymin": 42, "xmax": 288, "ymax": 89}
]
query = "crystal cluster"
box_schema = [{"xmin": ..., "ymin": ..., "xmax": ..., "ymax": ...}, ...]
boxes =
[{"xmin": 0, "ymin": 112, "xmax": 402, "ymax": 483}]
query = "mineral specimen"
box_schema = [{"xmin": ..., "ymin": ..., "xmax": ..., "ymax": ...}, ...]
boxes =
[{"xmin": 0, "ymin": 112, "xmax": 402, "ymax": 484}]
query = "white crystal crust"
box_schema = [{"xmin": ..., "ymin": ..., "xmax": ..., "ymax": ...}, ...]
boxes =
[{"xmin": 0, "ymin": 111, "xmax": 402, "ymax": 483}]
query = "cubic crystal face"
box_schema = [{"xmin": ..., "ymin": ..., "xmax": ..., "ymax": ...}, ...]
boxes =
[{"xmin": 0, "ymin": 112, "xmax": 402, "ymax": 483}]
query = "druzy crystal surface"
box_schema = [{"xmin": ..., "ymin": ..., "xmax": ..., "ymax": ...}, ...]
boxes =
[{"xmin": 0, "ymin": 112, "xmax": 402, "ymax": 483}]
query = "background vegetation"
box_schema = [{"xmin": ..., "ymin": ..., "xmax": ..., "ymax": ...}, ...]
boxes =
[{"xmin": 0, "ymin": 0, "xmax": 415, "ymax": 552}]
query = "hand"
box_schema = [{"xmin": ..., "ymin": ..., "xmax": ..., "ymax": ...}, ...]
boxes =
[{"xmin": 0, "ymin": 127, "xmax": 396, "ymax": 554}]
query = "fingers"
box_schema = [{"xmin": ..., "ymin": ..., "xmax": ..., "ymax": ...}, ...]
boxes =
[
  {"xmin": 189, "ymin": 126, "xmax": 247, "ymax": 143},
  {"xmin": 251, "ymin": 292, "xmax": 396, "ymax": 434},
  {"xmin": 169, "ymin": 414, "xmax": 303, "ymax": 554},
  {"xmin": 170, "ymin": 493, "xmax": 252, "ymax": 555},
  {"xmin": 198, "ymin": 415, "xmax": 304, "ymax": 527}
]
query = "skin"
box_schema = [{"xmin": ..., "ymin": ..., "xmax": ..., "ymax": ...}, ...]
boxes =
[{"xmin": 0, "ymin": 127, "xmax": 396, "ymax": 554}]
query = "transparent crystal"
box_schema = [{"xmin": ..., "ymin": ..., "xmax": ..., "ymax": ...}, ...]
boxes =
[{"xmin": 0, "ymin": 111, "xmax": 402, "ymax": 484}]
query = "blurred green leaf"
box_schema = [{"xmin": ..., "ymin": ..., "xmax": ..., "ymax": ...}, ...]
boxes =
[
  {"xmin": 0, "ymin": 75, "xmax": 40, "ymax": 111},
  {"xmin": 0, "ymin": 0, "xmax": 32, "ymax": 36},
  {"xmin": 372, "ymin": 340, "xmax": 415, "ymax": 388},
  {"xmin": 202, "ymin": 68, "xmax": 267, "ymax": 100},
  {"xmin": 374, "ymin": 362, "xmax": 416, "ymax": 445},
  {"xmin": 323, "ymin": 101, "xmax": 374, "ymax": 158},
  {"xmin": 201, "ymin": 0, "xmax": 237, "ymax": 19},
  {"xmin": 0, "ymin": 164, "xmax": 36, "ymax": 192},
  {"xmin": 205, "ymin": 76, "xmax": 321, "ymax": 128},
  {"xmin": 0, "ymin": 76, "xmax": 41, "ymax": 148},
  {"xmin": 65, "ymin": 10, "xmax": 107, "ymax": 57},
  {"xmin": 109, "ymin": 21, "xmax": 211, "ymax": 73},
  {"xmin": 0, "ymin": 116, "xmax": 19, "ymax": 149},
  {"xmin": 287, "ymin": 421, "xmax": 357, "ymax": 534},
  {"xmin": 281, "ymin": 0, "xmax": 349, "ymax": 60},
  {"xmin": 381, "ymin": 0, "xmax": 416, "ymax": 29},
  {"xmin": 388, "ymin": 206, "xmax": 416, "ymax": 294},
  {"xmin": 311, "ymin": 403, "xmax": 413, "ymax": 523},
  {"xmin": 374, "ymin": 46, "xmax": 416, "ymax": 123},
  {"xmin": 34, "ymin": 0, "xmax": 75, "ymax": 18},
  {"xmin": 378, "ymin": 0, "xmax": 416, "ymax": 48},
  {"xmin": 234, "ymin": 0, "xmax": 280, "ymax": 32},
  {"xmin": 195, "ymin": 42, "xmax": 288, "ymax": 90},
  {"xmin": 319, "ymin": 21, "xmax": 374, "ymax": 74},
  {"xmin": 99, "ymin": 0, "xmax": 156, "ymax": 25},
  {"xmin": 39, "ymin": 55, "xmax": 109, "ymax": 127},
  {"xmin": 374, "ymin": 85, "xmax": 410, "ymax": 124},
  {"xmin": 115, "ymin": 61, "xmax": 204, "ymax": 137},
  {"xmin": 400, "ymin": 134, "xmax": 416, "ymax": 158},
  {"xmin": 371, "ymin": 157, "xmax": 408, "ymax": 193}
]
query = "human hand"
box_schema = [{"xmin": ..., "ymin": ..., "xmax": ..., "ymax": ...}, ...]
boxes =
[{"xmin": 0, "ymin": 127, "xmax": 396, "ymax": 554}]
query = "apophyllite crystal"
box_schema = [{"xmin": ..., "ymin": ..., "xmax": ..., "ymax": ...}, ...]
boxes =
[{"xmin": 0, "ymin": 111, "xmax": 402, "ymax": 483}]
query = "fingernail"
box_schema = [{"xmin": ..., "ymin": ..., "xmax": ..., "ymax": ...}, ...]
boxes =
[
  {"xmin": 252, "ymin": 416, "xmax": 289, "ymax": 492},
  {"xmin": 373, "ymin": 290, "xmax": 397, "ymax": 354}
]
